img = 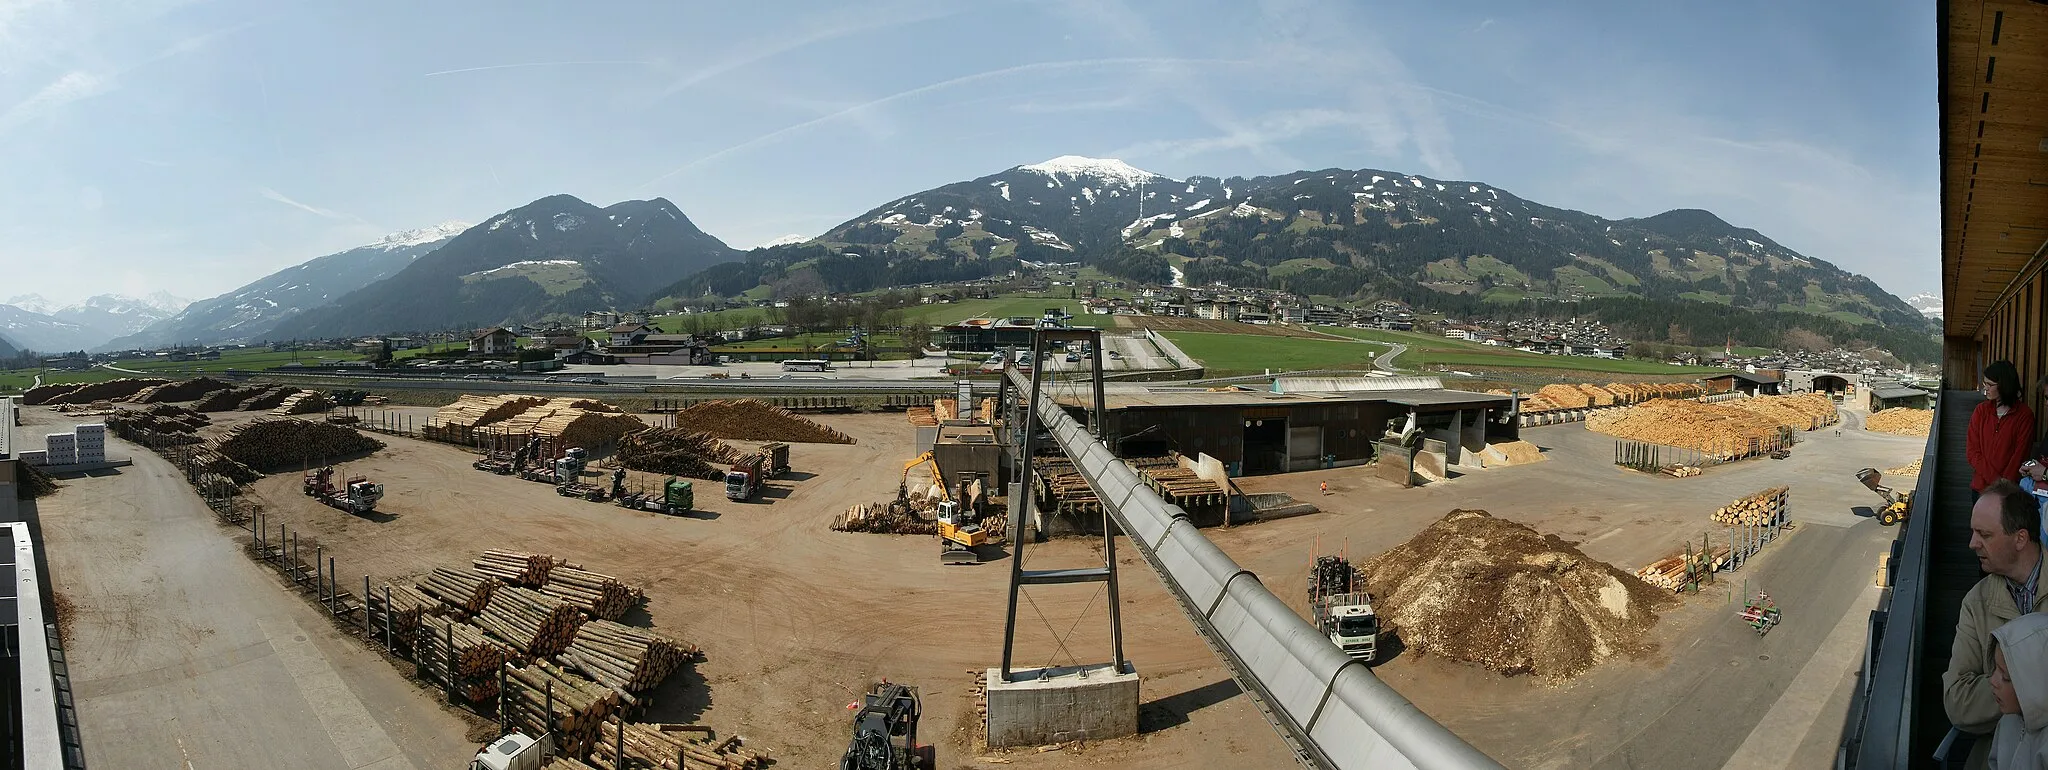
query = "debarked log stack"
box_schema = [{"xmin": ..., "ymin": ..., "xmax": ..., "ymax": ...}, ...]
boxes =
[
  {"xmin": 501, "ymin": 660, "xmax": 621, "ymax": 757},
  {"xmin": 475, "ymin": 549, "xmax": 559, "ymax": 587},
  {"xmin": 541, "ymin": 567, "xmax": 643, "ymax": 621},
  {"xmin": 558, "ymin": 619, "xmax": 699, "ymax": 695},
  {"xmin": 475, "ymin": 586, "xmax": 586, "ymax": 656},
  {"xmin": 375, "ymin": 583, "xmax": 440, "ymax": 644},
  {"xmin": 417, "ymin": 615, "xmax": 517, "ymax": 702},
  {"xmin": 589, "ymin": 720, "xmax": 772, "ymax": 770},
  {"xmin": 420, "ymin": 567, "xmax": 499, "ymax": 616},
  {"xmin": 1712, "ymin": 486, "xmax": 1789, "ymax": 526}
]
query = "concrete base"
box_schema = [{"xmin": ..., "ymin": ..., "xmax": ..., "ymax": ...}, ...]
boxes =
[{"xmin": 984, "ymin": 663, "xmax": 1139, "ymax": 748}]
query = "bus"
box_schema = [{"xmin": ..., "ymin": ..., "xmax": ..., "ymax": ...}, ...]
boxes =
[{"xmin": 781, "ymin": 359, "xmax": 832, "ymax": 372}]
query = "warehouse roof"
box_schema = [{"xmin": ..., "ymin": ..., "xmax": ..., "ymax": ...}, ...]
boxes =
[
  {"xmin": 1705, "ymin": 371, "xmax": 1781, "ymax": 384},
  {"xmin": 1871, "ymin": 385, "xmax": 1929, "ymax": 400}
]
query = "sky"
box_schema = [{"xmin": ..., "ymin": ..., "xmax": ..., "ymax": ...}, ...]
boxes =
[{"xmin": 0, "ymin": 0, "xmax": 1937, "ymax": 307}]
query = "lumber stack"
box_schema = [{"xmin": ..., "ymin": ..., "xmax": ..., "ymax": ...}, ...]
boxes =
[
  {"xmin": 131, "ymin": 377, "xmax": 234, "ymax": 404},
  {"xmin": 212, "ymin": 418, "xmax": 384, "ymax": 470},
  {"xmin": 673, "ymin": 399, "xmax": 856, "ymax": 444},
  {"xmin": 501, "ymin": 661, "xmax": 621, "ymax": 757},
  {"xmin": 559, "ymin": 619, "xmax": 698, "ymax": 694},
  {"xmin": 1536, "ymin": 384, "xmax": 1592, "ymax": 409},
  {"xmin": 272, "ymin": 390, "xmax": 332, "ymax": 415},
  {"xmin": 475, "ymin": 550, "xmax": 559, "ymax": 587},
  {"xmin": 374, "ymin": 583, "xmax": 439, "ymax": 644},
  {"xmin": 475, "ymin": 586, "xmax": 587, "ymax": 656},
  {"xmin": 239, "ymin": 385, "xmax": 301, "ymax": 411},
  {"xmin": 1712, "ymin": 486, "xmax": 1789, "ymax": 526},
  {"xmin": 420, "ymin": 567, "xmax": 499, "ymax": 616},
  {"xmin": 616, "ymin": 428, "xmax": 741, "ymax": 480},
  {"xmin": 589, "ymin": 720, "xmax": 771, "ymax": 770},
  {"xmin": 541, "ymin": 567, "xmax": 643, "ymax": 621},
  {"xmin": 1575, "ymin": 384, "xmax": 1617, "ymax": 406},
  {"xmin": 832, "ymin": 501, "xmax": 938, "ymax": 535},
  {"xmin": 416, "ymin": 615, "xmax": 516, "ymax": 702}
]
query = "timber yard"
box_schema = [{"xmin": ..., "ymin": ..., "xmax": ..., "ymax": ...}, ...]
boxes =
[{"xmin": 0, "ymin": 333, "xmax": 1927, "ymax": 770}]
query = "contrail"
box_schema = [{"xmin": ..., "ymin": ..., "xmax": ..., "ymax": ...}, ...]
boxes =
[
  {"xmin": 636, "ymin": 57, "xmax": 1242, "ymax": 190},
  {"xmin": 424, "ymin": 61, "xmax": 653, "ymax": 77}
]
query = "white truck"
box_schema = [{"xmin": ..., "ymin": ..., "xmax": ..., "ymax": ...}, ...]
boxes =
[
  {"xmin": 1308, "ymin": 552, "xmax": 1379, "ymax": 662},
  {"xmin": 470, "ymin": 732, "xmax": 554, "ymax": 770}
]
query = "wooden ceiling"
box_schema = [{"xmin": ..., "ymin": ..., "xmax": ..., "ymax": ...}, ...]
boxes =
[{"xmin": 1945, "ymin": 0, "xmax": 2048, "ymax": 338}]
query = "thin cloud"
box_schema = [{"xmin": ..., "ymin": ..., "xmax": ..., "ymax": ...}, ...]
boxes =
[
  {"xmin": 259, "ymin": 187, "xmax": 358, "ymax": 223},
  {"xmin": 654, "ymin": 3, "xmax": 962, "ymax": 100},
  {"xmin": 424, "ymin": 60, "xmax": 657, "ymax": 77},
  {"xmin": 1011, "ymin": 95, "xmax": 1140, "ymax": 114},
  {"xmin": 0, "ymin": 71, "xmax": 111, "ymax": 132},
  {"xmin": 1110, "ymin": 108, "xmax": 1381, "ymax": 160},
  {"xmin": 637, "ymin": 57, "xmax": 1243, "ymax": 189}
]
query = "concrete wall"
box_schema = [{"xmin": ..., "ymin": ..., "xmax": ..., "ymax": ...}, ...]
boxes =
[{"xmin": 984, "ymin": 664, "xmax": 1139, "ymax": 748}]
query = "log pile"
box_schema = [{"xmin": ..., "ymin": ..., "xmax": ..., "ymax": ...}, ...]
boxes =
[
  {"xmin": 1712, "ymin": 486, "xmax": 1788, "ymax": 526},
  {"xmin": 423, "ymin": 395, "xmax": 551, "ymax": 443},
  {"xmin": 475, "ymin": 550, "xmax": 560, "ymax": 587},
  {"xmin": 375, "ymin": 583, "xmax": 439, "ymax": 644},
  {"xmin": 238, "ymin": 386, "xmax": 301, "ymax": 411},
  {"xmin": 616, "ymin": 428, "xmax": 741, "ymax": 480},
  {"xmin": 501, "ymin": 661, "xmax": 621, "ymax": 757},
  {"xmin": 475, "ymin": 587, "xmax": 586, "ymax": 656},
  {"xmin": 131, "ymin": 377, "xmax": 234, "ymax": 403},
  {"xmin": 832, "ymin": 500, "xmax": 939, "ymax": 534},
  {"xmin": 272, "ymin": 390, "xmax": 333, "ymax": 415},
  {"xmin": 186, "ymin": 448, "xmax": 261, "ymax": 484},
  {"xmin": 1587, "ymin": 399, "xmax": 1792, "ymax": 454},
  {"xmin": 589, "ymin": 721, "xmax": 771, "ymax": 770},
  {"xmin": 1633, "ymin": 551, "xmax": 1729, "ymax": 591},
  {"xmin": 213, "ymin": 418, "xmax": 385, "ymax": 471},
  {"xmin": 530, "ymin": 407, "xmax": 647, "ymax": 451},
  {"xmin": 20, "ymin": 383, "xmax": 86, "ymax": 406},
  {"xmin": 541, "ymin": 567, "xmax": 643, "ymax": 621},
  {"xmin": 46, "ymin": 378, "xmax": 173, "ymax": 405},
  {"xmin": 1535, "ymin": 384, "xmax": 1592, "ymax": 409},
  {"xmin": 194, "ymin": 385, "xmax": 268, "ymax": 412},
  {"xmin": 673, "ymin": 399, "xmax": 856, "ymax": 444},
  {"xmin": 1867, "ymin": 408, "xmax": 1934, "ymax": 437},
  {"xmin": 195, "ymin": 472, "xmax": 241, "ymax": 498},
  {"xmin": 559, "ymin": 619, "xmax": 698, "ymax": 694},
  {"xmin": 416, "ymin": 615, "xmax": 516, "ymax": 702},
  {"xmin": 420, "ymin": 567, "xmax": 499, "ymax": 616},
  {"xmin": 545, "ymin": 759, "xmax": 602, "ymax": 770}
]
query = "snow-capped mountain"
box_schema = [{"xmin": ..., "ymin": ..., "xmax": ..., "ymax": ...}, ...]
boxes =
[
  {"xmin": 755, "ymin": 234, "xmax": 811, "ymax": 249},
  {"xmin": 4, "ymin": 294, "xmax": 59, "ymax": 316},
  {"xmin": 103, "ymin": 223, "xmax": 470, "ymax": 350},
  {"xmin": 53, "ymin": 293, "xmax": 194, "ymax": 346},
  {"xmin": 1907, "ymin": 293, "xmax": 1942, "ymax": 320},
  {"xmin": 0, "ymin": 304, "xmax": 91, "ymax": 353}
]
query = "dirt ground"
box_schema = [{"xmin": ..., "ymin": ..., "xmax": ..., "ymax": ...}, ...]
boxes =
[{"xmin": 26, "ymin": 399, "xmax": 1924, "ymax": 769}]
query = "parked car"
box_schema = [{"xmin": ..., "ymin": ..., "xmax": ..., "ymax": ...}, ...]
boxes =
[
  {"xmin": 464, "ymin": 373, "xmax": 484, "ymax": 379},
  {"xmin": 568, "ymin": 377, "xmax": 592, "ymax": 384},
  {"xmin": 587, "ymin": 378, "xmax": 608, "ymax": 385},
  {"xmin": 544, "ymin": 376, "xmax": 559, "ymax": 383}
]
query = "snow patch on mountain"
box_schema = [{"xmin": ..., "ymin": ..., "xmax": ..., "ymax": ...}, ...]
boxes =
[
  {"xmin": 757, "ymin": 234, "xmax": 810, "ymax": 249},
  {"xmin": 372, "ymin": 221, "xmax": 471, "ymax": 250},
  {"xmin": 464, "ymin": 260, "xmax": 580, "ymax": 279},
  {"xmin": 4, "ymin": 294, "xmax": 60, "ymax": 315},
  {"xmin": 1018, "ymin": 156, "xmax": 1164, "ymax": 187},
  {"xmin": 1907, "ymin": 293, "xmax": 1943, "ymax": 319}
]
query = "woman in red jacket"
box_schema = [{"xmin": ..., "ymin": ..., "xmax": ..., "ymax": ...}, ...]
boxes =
[{"xmin": 1968, "ymin": 360, "xmax": 2037, "ymax": 493}]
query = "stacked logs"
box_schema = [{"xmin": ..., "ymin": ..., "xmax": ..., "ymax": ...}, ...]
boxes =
[
  {"xmin": 194, "ymin": 386, "xmax": 267, "ymax": 412},
  {"xmin": 131, "ymin": 377, "xmax": 234, "ymax": 403},
  {"xmin": 375, "ymin": 583, "xmax": 440, "ymax": 644},
  {"xmin": 186, "ymin": 448, "xmax": 260, "ymax": 484},
  {"xmin": 672, "ymin": 399, "xmax": 857, "ymax": 444},
  {"xmin": 1634, "ymin": 550, "xmax": 1730, "ymax": 591},
  {"xmin": 239, "ymin": 386, "xmax": 302, "ymax": 411},
  {"xmin": 212, "ymin": 418, "xmax": 385, "ymax": 471},
  {"xmin": 31, "ymin": 378, "xmax": 169, "ymax": 405},
  {"xmin": 416, "ymin": 615, "xmax": 517, "ymax": 702},
  {"xmin": 558, "ymin": 620, "xmax": 698, "ymax": 694},
  {"xmin": 589, "ymin": 721, "xmax": 771, "ymax": 770},
  {"xmin": 545, "ymin": 759, "xmax": 602, "ymax": 770},
  {"xmin": 541, "ymin": 567, "xmax": 643, "ymax": 621},
  {"xmin": 475, "ymin": 587, "xmax": 587, "ymax": 656},
  {"xmin": 475, "ymin": 550, "xmax": 559, "ymax": 587},
  {"xmin": 501, "ymin": 661, "xmax": 621, "ymax": 757},
  {"xmin": 832, "ymin": 500, "xmax": 938, "ymax": 535},
  {"xmin": 616, "ymin": 428, "xmax": 742, "ymax": 480},
  {"xmin": 1712, "ymin": 487, "xmax": 1789, "ymax": 526},
  {"xmin": 420, "ymin": 568, "xmax": 499, "ymax": 616},
  {"xmin": 272, "ymin": 390, "xmax": 333, "ymax": 415}
]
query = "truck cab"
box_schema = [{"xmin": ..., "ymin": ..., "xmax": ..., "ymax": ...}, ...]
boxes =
[
  {"xmin": 470, "ymin": 731, "xmax": 553, "ymax": 770},
  {"xmin": 1323, "ymin": 597, "xmax": 1378, "ymax": 661}
]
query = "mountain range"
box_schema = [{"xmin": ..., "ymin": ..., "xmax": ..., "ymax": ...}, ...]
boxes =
[{"xmin": 0, "ymin": 293, "xmax": 192, "ymax": 353}]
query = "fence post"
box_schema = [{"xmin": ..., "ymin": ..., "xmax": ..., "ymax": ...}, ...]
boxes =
[
  {"xmin": 383, "ymin": 584, "xmax": 394, "ymax": 652},
  {"xmin": 445, "ymin": 622, "xmax": 457, "ymax": 703},
  {"xmin": 362, "ymin": 575, "xmax": 371, "ymax": 631}
]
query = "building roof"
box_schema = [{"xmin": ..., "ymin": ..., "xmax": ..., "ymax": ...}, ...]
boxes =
[
  {"xmin": 1871, "ymin": 386, "xmax": 1929, "ymax": 400},
  {"xmin": 471, "ymin": 327, "xmax": 512, "ymax": 340},
  {"xmin": 1706, "ymin": 371, "xmax": 1781, "ymax": 384},
  {"xmin": 1941, "ymin": 0, "xmax": 2048, "ymax": 338},
  {"xmin": 608, "ymin": 323, "xmax": 650, "ymax": 333}
]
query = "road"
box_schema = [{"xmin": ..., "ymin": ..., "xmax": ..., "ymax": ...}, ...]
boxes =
[
  {"xmin": 1374, "ymin": 341, "xmax": 1408, "ymax": 372},
  {"xmin": 27, "ymin": 421, "xmax": 475, "ymax": 770}
]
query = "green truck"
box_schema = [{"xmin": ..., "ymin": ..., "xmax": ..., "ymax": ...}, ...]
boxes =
[{"xmin": 617, "ymin": 477, "xmax": 693, "ymax": 514}]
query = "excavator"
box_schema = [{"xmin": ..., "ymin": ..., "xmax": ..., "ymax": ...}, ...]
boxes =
[{"xmin": 893, "ymin": 451, "xmax": 993, "ymax": 565}]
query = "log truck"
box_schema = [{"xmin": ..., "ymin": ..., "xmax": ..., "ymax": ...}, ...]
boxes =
[
  {"xmin": 303, "ymin": 466, "xmax": 384, "ymax": 514},
  {"xmin": 1308, "ymin": 543, "xmax": 1378, "ymax": 662}
]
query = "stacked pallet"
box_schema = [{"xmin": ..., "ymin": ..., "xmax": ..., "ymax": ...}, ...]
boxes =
[
  {"xmin": 239, "ymin": 386, "xmax": 301, "ymax": 411},
  {"xmin": 559, "ymin": 619, "xmax": 698, "ymax": 693},
  {"xmin": 420, "ymin": 567, "xmax": 499, "ymax": 616},
  {"xmin": 673, "ymin": 399, "xmax": 856, "ymax": 444},
  {"xmin": 501, "ymin": 661, "xmax": 622, "ymax": 756},
  {"xmin": 1536, "ymin": 384, "xmax": 1592, "ymax": 409},
  {"xmin": 272, "ymin": 390, "xmax": 333, "ymax": 415},
  {"xmin": 130, "ymin": 377, "xmax": 234, "ymax": 403},
  {"xmin": 616, "ymin": 428, "xmax": 741, "ymax": 480},
  {"xmin": 832, "ymin": 500, "xmax": 939, "ymax": 535},
  {"xmin": 213, "ymin": 418, "xmax": 385, "ymax": 471},
  {"xmin": 475, "ymin": 550, "xmax": 559, "ymax": 587},
  {"xmin": 375, "ymin": 583, "xmax": 439, "ymax": 644},
  {"xmin": 1884, "ymin": 459, "xmax": 1923, "ymax": 477},
  {"xmin": 416, "ymin": 615, "xmax": 517, "ymax": 701},
  {"xmin": 542, "ymin": 568, "xmax": 643, "ymax": 621},
  {"xmin": 1712, "ymin": 487, "xmax": 1789, "ymax": 526},
  {"xmin": 475, "ymin": 586, "xmax": 587, "ymax": 656},
  {"xmin": 905, "ymin": 406, "xmax": 938, "ymax": 427},
  {"xmin": 589, "ymin": 721, "xmax": 771, "ymax": 770}
]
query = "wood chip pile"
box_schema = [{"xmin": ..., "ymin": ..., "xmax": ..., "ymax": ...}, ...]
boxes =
[
  {"xmin": 559, "ymin": 619, "xmax": 698, "ymax": 694},
  {"xmin": 541, "ymin": 568, "xmax": 643, "ymax": 621},
  {"xmin": 420, "ymin": 567, "xmax": 499, "ymax": 616},
  {"xmin": 16, "ymin": 465, "xmax": 59, "ymax": 499},
  {"xmin": 213, "ymin": 418, "xmax": 385, "ymax": 471},
  {"xmin": 474, "ymin": 550, "xmax": 560, "ymax": 587},
  {"xmin": 238, "ymin": 386, "xmax": 301, "ymax": 412},
  {"xmin": 1885, "ymin": 459, "xmax": 1923, "ymax": 477},
  {"xmin": 272, "ymin": 390, "xmax": 333, "ymax": 415},
  {"xmin": 27, "ymin": 378, "xmax": 171, "ymax": 405},
  {"xmin": 832, "ymin": 500, "xmax": 939, "ymax": 535},
  {"xmin": 474, "ymin": 586, "xmax": 587, "ymax": 656},
  {"xmin": 501, "ymin": 661, "xmax": 621, "ymax": 757},
  {"xmin": 417, "ymin": 615, "xmax": 517, "ymax": 702},
  {"xmin": 1712, "ymin": 486, "xmax": 1789, "ymax": 526},
  {"xmin": 589, "ymin": 721, "xmax": 770, "ymax": 770},
  {"xmin": 615, "ymin": 428, "xmax": 742, "ymax": 479},
  {"xmin": 1867, "ymin": 408, "xmax": 1934, "ymax": 437},
  {"xmin": 131, "ymin": 377, "xmax": 234, "ymax": 403},
  {"xmin": 1360, "ymin": 509, "xmax": 1675, "ymax": 681},
  {"xmin": 673, "ymin": 399, "xmax": 856, "ymax": 444}
]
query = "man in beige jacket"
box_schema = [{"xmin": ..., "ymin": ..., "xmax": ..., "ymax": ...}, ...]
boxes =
[{"xmin": 1946, "ymin": 479, "xmax": 2046, "ymax": 768}]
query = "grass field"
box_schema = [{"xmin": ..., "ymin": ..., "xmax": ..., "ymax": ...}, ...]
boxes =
[
  {"xmin": 113, "ymin": 348, "xmax": 364, "ymax": 372},
  {"xmin": 712, "ymin": 332, "xmax": 907, "ymax": 351},
  {"xmin": 0, "ymin": 368, "xmax": 130, "ymax": 394},
  {"xmin": 1305, "ymin": 325, "xmax": 1724, "ymax": 375},
  {"xmin": 1161, "ymin": 332, "xmax": 1384, "ymax": 376}
]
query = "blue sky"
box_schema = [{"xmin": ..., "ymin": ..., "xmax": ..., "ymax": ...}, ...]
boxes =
[{"xmin": 0, "ymin": 0, "xmax": 1937, "ymax": 307}]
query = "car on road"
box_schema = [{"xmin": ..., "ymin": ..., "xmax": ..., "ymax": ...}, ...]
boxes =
[
  {"xmin": 1108, "ymin": 350, "xmax": 1122, "ymax": 359},
  {"xmin": 568, "ymin": 377, "xmax": 592, "ymax": 384},
  {"xmin": 587, "ymin": 378, "xmax": 608, "ymax": 385},
  {"xmin": 490, "ymin": 375, "xmax": 511, "ymax": 382},
  {"xmin": 464, "ymin": 373, "xmax": 484, "ymax": 379},
  {"xmin": 544, "ymin": 376, "xmax": 559, "ymax": 382}
]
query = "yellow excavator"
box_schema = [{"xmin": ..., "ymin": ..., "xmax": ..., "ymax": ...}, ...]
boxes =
[{"xmin": 895, "ymin": 451, "xmax": 993, "ymax": 564}]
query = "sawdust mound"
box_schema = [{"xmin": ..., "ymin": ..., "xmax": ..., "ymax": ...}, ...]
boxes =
[
  {"xmin": 1884, "ymin": 458, "xmax": 1923, "ymax": 477},
  {"xmin": 1867, "ymin": 408, "xmax": 1933, "ymax": 437},
  {"xmin": 1361, "ymin": 509, "xmax": 1675, "ymax": 681},
  {"xmin": 131, "ymin": 377, "xmax": 234, "ymax": 404},
  {"xmin": 1488, "ymin": 440, "xmax": 1545, "ymax": 465},
  {"xmin": 214, "ymin": 418, "xmax": 384, "ymax": 471},
  {"xmin": 15, "ymin": 464, "xmax": 59, "ymax": 499},
  {"xmin": 616, "ymin": 428, "xmax": 742, "ymax": 480},
  {"xmin": 674, "ymin": 399, "xmax": 856, "ymax": 444}
]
